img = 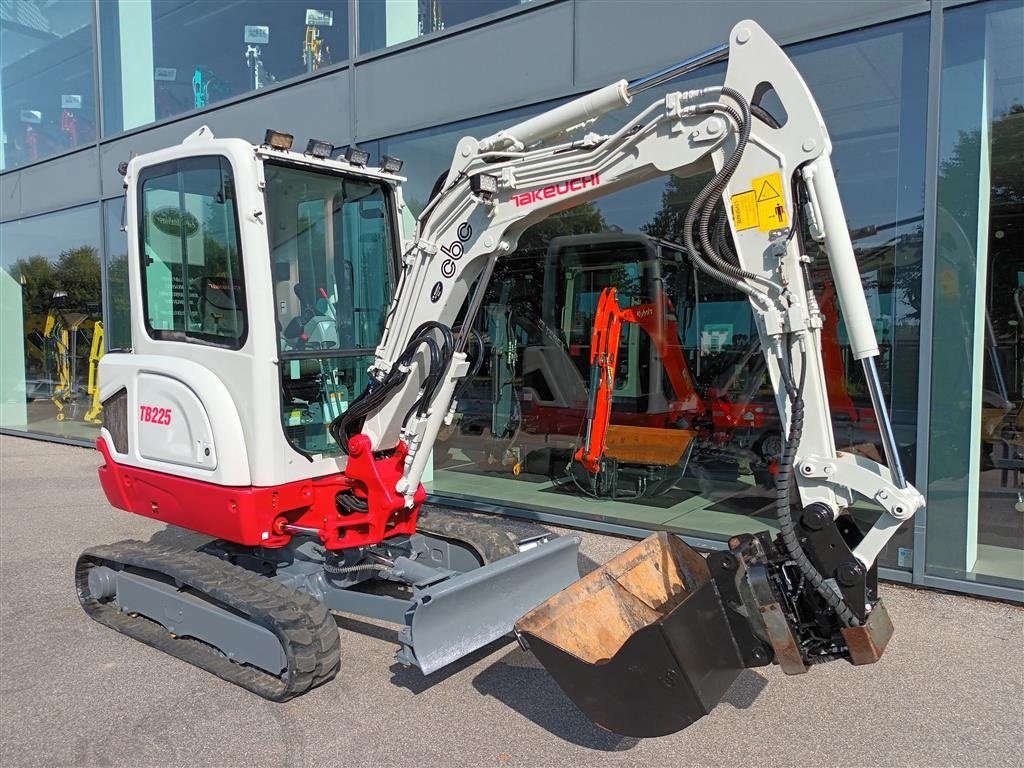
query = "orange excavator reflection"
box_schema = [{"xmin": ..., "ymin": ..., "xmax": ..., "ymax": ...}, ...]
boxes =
[{"xmin": 575, "ymin": 285, "xmax": 700, "ymax": 475}]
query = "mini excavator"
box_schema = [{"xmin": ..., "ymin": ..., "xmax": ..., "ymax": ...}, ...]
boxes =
[
  {"xmin": 78, "ymin": 21, "xmax": 924, "ymax": 738},
  {"xmin": 572, "ymin": 283, "xmax": 701, "ymax": 494}
]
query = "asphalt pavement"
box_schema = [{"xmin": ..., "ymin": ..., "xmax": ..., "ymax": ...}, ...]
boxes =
[{"xmin": 1, "ymin": 434, "xmax": 1021, "ymax": 768}]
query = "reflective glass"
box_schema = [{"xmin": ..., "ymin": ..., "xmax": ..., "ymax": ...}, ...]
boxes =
[
  {"xmin": 383, "ymin": 16, "xmax": 928, "ymax": 569},
  {"xmin": 264, "ymin": 162, "xmax": 396, "ymax": 456},
  {"xmin": 927, "ymin": 0, "xmax": 1024, "ymax": 589},
  {"xmin": 0, "ymin": 205, "xmax": 103, "ymax": 441},
  {"xmin": 102, "ymin": 198, "xmax": 131, "ymax": 352},
  {"xmin": 359, "ymin": 0, "xmax": 529, "ymax": 53},
  {"xmin": 0, "ymin": 0, "xmax": 96, "ymax": 170},
  {"xmin": 138, "ymin": 156, "xmax": 246, "ymax": 348},
  {"xmin": 99, "ymin": 1, "xmax": 350, "ymax": 135}
]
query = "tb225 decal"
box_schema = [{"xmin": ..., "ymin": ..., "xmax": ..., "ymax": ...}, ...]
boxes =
[{"xmin": 139, "ymin": 405, "xmax": 172, "ymax": 426}]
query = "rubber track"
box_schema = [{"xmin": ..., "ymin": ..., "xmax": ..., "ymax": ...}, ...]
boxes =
[
  {"xmin": 416, "ymin": 505, "xmax": 523, "ymax": 564},
  {"xmin": 76, "ymin": 540, "xmax": 340, "ymax": 701}
]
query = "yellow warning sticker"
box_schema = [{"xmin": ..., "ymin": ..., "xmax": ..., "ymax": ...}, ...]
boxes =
[
  {"xmin": 731, "ymin": 190, "xmax": 758, "ymax": 230},
  {"xmin": 752, "ymin": 171, "xmax": 788, "ymax": 232}
]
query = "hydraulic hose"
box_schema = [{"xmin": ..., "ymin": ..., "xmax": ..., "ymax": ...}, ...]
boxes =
[
  {"xmin": 331, "ymin": 321, "xmax": 457, "ymax": 453},
  {"xmin": 774, "ymin": 339, "xmax": 861, "ymax": 628},
  {"xmin": 680, "ymin": 102, "xmax": 776, "ymax": 306},
  {"xmin": 323, "ymin": 562, "xmax": 395, "ymax": 576},
  {"xmin": 695, "ymin": 97, "xmax": 762, "ymax": 284}
]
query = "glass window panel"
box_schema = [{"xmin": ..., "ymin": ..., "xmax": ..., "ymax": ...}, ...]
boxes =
[
  {"xmin": 138, "ymin": 156, "xmax": 246, "ymax": 348},
  {"xmin": 99, "ymin": 1, "xmax": 350, "ymax": 135},
  {"xmin": 0, "ymin": 0, "xmax": 96, "ymax": 170},
  {"xmin": 263, "ymin": 161, "xmax": 396, "ymax": 456},
  {"xmin": 359, "ymin": 0, "xmax": 530, "ymax": 54},
  {"xmin": 103, "ymin": 198, "xmax": 131, "ymax": 352},
  {"xmin": 927, "ymin": 0, "xmax": 1024, "ymax": 590},
  {"xmin": 383, "ymin": 16, "xmax": 928, "ymax": 570},
  {"xmin": 0, "ymin": 204, "xmax": 102, "ymax": 441}
]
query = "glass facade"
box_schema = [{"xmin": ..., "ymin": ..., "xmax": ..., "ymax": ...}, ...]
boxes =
[
  {"xmin": 0, "ymin": 0, "xmax": 96, "ymax": 170},
  {"xmin": 0, "ymin": 1, "xmax": 1020, "ymax": 598},
  {"xmin": 99, "ymin": 1, "xmax": 350, "ymax": 134},
  {"xmin": 382, "ymin": 15, "xmax": 929, "ymax": 570},
  {"xmin": 927, "ymin": 0, "xmax": 1024, "ymax": 589},
  {"xmin": 359, "ymin": 0, "xmax": 529, "ymax": 53},
  {"xmin": 0, "ymin": 204, "xmax": 103, "ymax": 440}
]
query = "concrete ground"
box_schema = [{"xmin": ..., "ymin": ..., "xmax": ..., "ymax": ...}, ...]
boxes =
[{"xmin": 1, "ymin": 435, "xmax": 1021, "ymax": 768}]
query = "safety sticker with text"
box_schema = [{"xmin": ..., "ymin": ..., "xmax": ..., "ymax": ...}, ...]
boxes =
[
  {"xmin": 731, "ymin": 190, "xmax": 758, "ymax": 230},
  {"xmin": 731, "ymin": 171, "xmax": 788, "ymax": 232}
]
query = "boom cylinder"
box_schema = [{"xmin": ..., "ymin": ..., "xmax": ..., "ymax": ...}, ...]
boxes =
[
  {"xmin": 626, "ymin": 43, "xmax": 729, "ymax": 96},
  {"xmin": 477, "ymin": 80, "xmax": 631, "ymax": 152},
  {"xmin": 805, "ymin": 158, "xmax": 880, "ymax": 360}
]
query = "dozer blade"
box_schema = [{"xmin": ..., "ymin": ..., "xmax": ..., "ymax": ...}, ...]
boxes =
[
  {"xmin": 515, "ymin": 531, "xmax": 745, "ymax": 738},
  {"xmin": 399, "ymin": 534, "xmax": 581, "ymax": 675}
]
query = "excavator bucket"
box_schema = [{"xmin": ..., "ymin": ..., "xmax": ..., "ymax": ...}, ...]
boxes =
[{"xmin": 515, "ymin": 531, "xmax": 745, "ymax": 737}]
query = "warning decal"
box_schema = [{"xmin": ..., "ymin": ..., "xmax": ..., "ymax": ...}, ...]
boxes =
[
  {"xmin": 731, "ymin": 190, "xmax": 758, "ymax": 230},
  {"xmin": 756, "ymin": 177, "xmax": 781, "ymax": 201},
  {"xmin": 751, "ymin": 171, "xmax": 788, "ymax": 232}
]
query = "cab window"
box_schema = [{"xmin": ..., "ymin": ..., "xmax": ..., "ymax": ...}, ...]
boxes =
[
  {"xmin": 264, "ymin": 162, "xmax": 396, "ymax": 456},
  {"xmin": 138, "ymin": 156, "xmax": 245, "ymax": 348}
]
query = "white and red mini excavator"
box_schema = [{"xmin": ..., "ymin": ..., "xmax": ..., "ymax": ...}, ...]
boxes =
[{"xmin": 77, "ymin": 21, "xmax": 925, "ymax": 738}]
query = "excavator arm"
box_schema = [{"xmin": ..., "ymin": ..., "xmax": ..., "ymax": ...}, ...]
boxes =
[
  {"xmin": 575, "ymin": 286, "xmax": 627, "ymax": 474},
  {"xmin": 326, "ymin": 19, "xmax": 925, "ymax": 735},
  {"xmin": 337, "ymin": 19, "xmax": 923, "ymax": 563}
]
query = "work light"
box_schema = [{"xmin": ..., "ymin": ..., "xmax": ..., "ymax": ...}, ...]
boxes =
[
  {"xmin": 344, "ymin": 146, "xmax": 370, "ymax": 167},
  {"xmin": 263, "ymin": 129, "xmax": 294, "ymax": 151},
  {"xmin": 305, "ymin": 139, "xmax": 333, "ymax": 158},
  {"xmin": 470, "ymin": 173, "xmax": 499, "ymax": 199}
]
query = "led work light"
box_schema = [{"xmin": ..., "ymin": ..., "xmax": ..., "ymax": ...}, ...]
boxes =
[
  {"xmin": 470, "ymin": 173, "xmax": 499, "ymax": 199},
  {"xmin": 305, "ymin": 139, "xmax": 333, "ymax": 158},
  {"xmin": 344, "ymin": 146, "xmax": 370, "ymax": 167},
  {"xmin": 381, "ymin": 155, "xmax": 404, "ymax": 173},
  {"xmin": 263, "ymin": 129, "xmax": 294, "ymax": 151}
]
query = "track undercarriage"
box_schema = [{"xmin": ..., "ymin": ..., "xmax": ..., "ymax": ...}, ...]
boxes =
[{"xmin": 76, "ymin": 507, "xmax": 581, "ymax": 699}]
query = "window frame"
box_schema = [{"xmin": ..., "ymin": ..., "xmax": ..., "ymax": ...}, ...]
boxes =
[{"xmin": 136, "ymin": 154, "xmax": 248, "ymax": 350}]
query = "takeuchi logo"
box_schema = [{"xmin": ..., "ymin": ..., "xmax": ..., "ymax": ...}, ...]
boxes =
[
  {"xmin": 151, "ymin": 207, "xmax": 200, "ymax": 237},
  {"xmin": 511, "ymin": 173, "xmax": 600, "ymax": 207}
]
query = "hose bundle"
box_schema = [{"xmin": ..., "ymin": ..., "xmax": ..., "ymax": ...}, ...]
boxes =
[
  {"xmin": 329, "ymin": 322, "xmax": 455, "ymax": 454},
  {"xmin": 678, "ymin": 89, "xmax": 860, "ymax": 628}
]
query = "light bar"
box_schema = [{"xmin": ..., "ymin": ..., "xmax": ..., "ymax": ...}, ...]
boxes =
[
  {"xmin": 344, "ymin": 146, "xmax": 370, "ymax": 167},
  {"xmin": 305, "ymin": 138, "xmax": 333, "ymax": 158},
  {"xmin": 263, "ymin": 129, "xmax": 294, "ymax": 151},
  {"xmin": 380, "ymin": 155, "xmax": 403, "ymax": 174},
  {"xmin": 470, "ymin": 172, "xmax": 498, "ymax": 199}
]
